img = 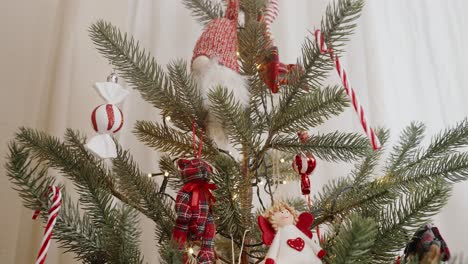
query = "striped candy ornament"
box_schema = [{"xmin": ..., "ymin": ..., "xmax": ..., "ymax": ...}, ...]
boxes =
[
  {"xmin": 85, "ymin": 75, "xmax": 129, "ymax": 159},
  {"xmin": 32, "ymin": 186, "xmax": 62, "ymax": 264},
  {"xmin": 91, "ymin": 104, "xmax": 124, "ymax": 134},
  {"xmin": 292, "ymin": 152, "xmax": 317, "ymax": 195},
  {"xmin": 292, "ymin": 152, "xmax": 316, "ymax": 176},
  {"xmin": 264, "ymin": 0, "xmax": 279, "ymax": 41},
  {"xmin": 314, "ymin": 29, "xmax": 381, "ymax": 150}
]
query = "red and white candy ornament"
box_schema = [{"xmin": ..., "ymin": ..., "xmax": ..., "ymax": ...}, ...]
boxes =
[
  {"xmin": 91, "ymin": 104, "xmax": 124, "ymax": 134},
  {"xmin": 85, "ymin": 73, "xmax": 129, "ymax": 159},
  {"xmin": 32, "ymin": 186, "xmax": 62, "ymax": 264},
  {"xmin": 292, "ymin": 152, "xmax": 317, "ymax": 195},
  {"xmin": 291, "ymin": 130, "xmax": 317, "ymax": 195}
]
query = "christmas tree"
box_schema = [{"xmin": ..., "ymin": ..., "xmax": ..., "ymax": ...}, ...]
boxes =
[{"xmin": 5, "ymin": 0, "xmax": 468, "ymax": 263}]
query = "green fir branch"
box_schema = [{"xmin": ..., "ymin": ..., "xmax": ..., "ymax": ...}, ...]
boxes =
[
  {"xmin": 271, "ymin": 131, "xmax": 369, "ymax": 162},
  {"xmin": 387, "ymin": 122, "xmax": 426, "ymax": 173},
  {"xmin": 400, "ymin": 152, "xmax": 468, "ymax": 183},
  {"xmin": 113, "ymin": 147, "xmax": 175, "ymax": 242},
  {"xmin": 158, "ymin": 154, "xmax": 184, "ymax": 191},
  {"xmin": 113, "ymin": 146, "xmax": 176, "ymax": 233},
  {"xmin": 211, "ymin": 155, "xmax": 245, "ymax": 238},
  {"xmin": 370, "ymin": 181, "xmax": 451, "ymax": 263},
  {"xmin": 182, "ymin": 0, "xmax": 224, "ymax": 26},
  {"xmin": 271, "ymin": 86, "xmax": 350, "ymax": 133},
  {"xmin": 272, "ymin": 0, "xmax": 365, "ymax": 128},
  {"xmin": 5, "ymin": 142, "xmax": 56, "ymax": 210},
  {"xmin": 327, "ymin": 214, "xmax": 378, "ymax": 264},
  {"xmin": 134, "ymin": 121, "xmax": 218, "ymax": 158},
  {"xmin": 208, "ymin": 86, "xmax": 257, "ymax": 152},
  {"xmin": 89, "ymin": 21, "xmax": 203, "ymax": 131},
  {"xmin": 351, "ymin": 129, "xmax": 389, "ymax": 185},
  {"xmin": 167, "ymin": 60, "xmax": 209, "ymax": 128},
  {"xmin": 5, "ymin": 143, "xmax": 107, "ymax": 263},
  {"xmin": 412, "ymin": 118, "xmax": 468, "ymax": 165}
]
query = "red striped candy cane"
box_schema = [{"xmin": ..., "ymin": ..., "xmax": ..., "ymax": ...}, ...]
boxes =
[
  {"xmin": 32, "ymin": 186, "xmax": 62, "ymax": 264},
  {"xmin": 314, "ymin": 30, "xmax": 381, "ymax": 150},
  {"xmin": 264, "ymin": 0, "xmax": 279, "ymax": 40}
]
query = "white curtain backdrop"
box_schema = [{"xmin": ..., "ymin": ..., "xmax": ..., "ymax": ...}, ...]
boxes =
[{"xmin": 1, "ymin": 0, "xmax": 467, "ymax": 263}]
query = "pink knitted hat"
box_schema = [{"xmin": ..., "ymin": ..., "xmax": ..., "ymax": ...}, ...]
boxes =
[{"xmin": 192, "ymin": 0, "xmax": 240, "ymax": 72}]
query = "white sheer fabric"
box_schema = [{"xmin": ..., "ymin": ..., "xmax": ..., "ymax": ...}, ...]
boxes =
[{"xmin": 0, "ymin": 0, "xmax": 467, "ymax": 263}]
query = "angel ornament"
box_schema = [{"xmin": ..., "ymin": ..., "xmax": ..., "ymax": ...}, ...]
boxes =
[{"xmin": 258, "ymin": 202, "xmax": 326, "ymax": 264}]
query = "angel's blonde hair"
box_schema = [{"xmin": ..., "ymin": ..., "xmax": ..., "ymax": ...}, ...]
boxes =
[{"xmin": 263, "ymin": 201, "xmax": 299, "ymax": 231}]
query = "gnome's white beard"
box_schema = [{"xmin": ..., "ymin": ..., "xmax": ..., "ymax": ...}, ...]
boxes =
[{"xmin": 192, "ymin": 56, "xmax": 249, "ymax": 149}]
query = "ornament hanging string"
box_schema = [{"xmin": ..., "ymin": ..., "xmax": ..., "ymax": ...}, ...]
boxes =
[
  {"xmin": 32, "ymin": 186, "xmax": 62, "ymax": 264},
  {"xmin": 192, "ymin": 120, "xmax": 204, "ymax": 158},
  {"xmin": 314, "ymin": 30, "xmax": 381, "ymax": 151}
]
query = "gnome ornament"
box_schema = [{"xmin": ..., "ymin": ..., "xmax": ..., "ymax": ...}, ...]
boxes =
[
  {"xmin": 172, "ymin": 124, "xmax": 217, "ymax": 264},
  {"xmin": 258, "ymin": 202, "xmax": 325, "ymax": 264},
  {"xmin": 403, "ymin": 224, "xmax": 450, "ymax": 264},
  {"xmin": 191, "ymin": 0, "xmax": 248, "ymax": 146},
  {"xmin": 85, "ymin": 73, "xmax": 129, "ymax": 159}
]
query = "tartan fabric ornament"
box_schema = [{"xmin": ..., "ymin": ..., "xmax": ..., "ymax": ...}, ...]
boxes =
[
  {"xmin": 172, "ymin": 123, "xmax": 217, "ymax": 264},
  {"xmin": 403, "ymin": 223, "xmax": 450, "ymax": 263}
]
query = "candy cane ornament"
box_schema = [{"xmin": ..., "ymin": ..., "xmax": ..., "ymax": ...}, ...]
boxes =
[
  {"xmin": 32, "ymin": 186, "xmax": 62, "ymax": 264},
  {"xmin": 315, "ymin": 30, "xmax": 381, "ymax": 150},
  {"xmin": 264, "ymin": 0, "xmax": 279, "ymax": 41}
]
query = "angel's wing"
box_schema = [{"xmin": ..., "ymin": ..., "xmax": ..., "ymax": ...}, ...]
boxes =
[
  {"xmin": 296, "ymin": 212, "xmax": 313, "ymax": 239},
  {"xmin": 257, "ymin": 215, "xmax": 276, "ymax": 246}
]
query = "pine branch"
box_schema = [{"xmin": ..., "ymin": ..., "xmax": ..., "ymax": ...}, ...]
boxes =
[
  {"xmin": 351, "ymin": 129, "xmax": 389, "ymax": 185},
  {"xmin": 400, "ymin": 152, "xmax": 468, "ymax": 183},
  {"xmin": 158, "ymin": 154, "xmax": 184, "ymax": 191},
  {"xmin": 113, "ymin": 146, "xmax": 176, "ymax": 241},
  {"xmin": 89, "ymin": 21, "xmax": 205, "ymax": 131},
  {"xmin": 411, "ymin": 118, "xmax": 468, "ymax": 165},
  {"xmin": 182, "ymin": 0, "xmax": 224, "ymax": 26},
  {"xmin": 208, "ymin": 86, "xmax": 258, "ymax": 152},
  {"xmin": 369, "ymin": 181, "xmax": 451, "ymax": 263},
  {"xmin": 211, "ymin": 155, "xmax": 245, "ymax": 238},
  {"xmin": 271, "ymin": 131, "xmax": 370, "ymax": 162},
  {"xmin": 272, "ymin": 0, "xmax": 365, "ymax": 133},
  {"xmin": 326, "ymin": 214, "xmax": 378, "ymax": 264},
  {"xmin": 387, "ymin": 122, "xmax": 426, "ymax": 173},
  {"xmin": 5, "ymin": 142, "xmax": 56, "ymax": 210},
  {"xmin": 271, "ymin": 86, "xmax": 350, "ymax": 133},
  {"xmin": 167, "ymin": 60, "xmax": 209, "ymax": 128},
  {"xmin": 103, "ymin": 206, "xmax": 145, "ymax": 264},
  {"xmin": 134, "ymin": 121, "xmax": 218, "ymax": 158},
  {"xmin": 5, "ymin": 143, "xmax": 107, "ymax": 263}
]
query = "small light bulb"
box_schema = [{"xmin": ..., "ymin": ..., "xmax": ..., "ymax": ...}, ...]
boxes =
[
  {"xmin": 282, "ymin": 180, "xmax": 287, "ymax": 184},
  {"xmin": 256, "ymin": 64, "xmax": 261, "ymax": 70},
  {"xmin": 228, "ymin": 151, "xmax": 232, "ymax": 155},
  {"xmin": 164, "ymin": 171, "xmax": 169, "ymax": 177},
  {"xmin": 233, "ymin": 194, "xmax": 238, "ymax": 199},
  {"xmin": 236, "ymin": 51, "xmax": 240, "ymax": 56},
  {"xmin": 188, "ymin": 247, "xmax": 194, "ymax": 255},
  {"xmin": 148, "ymin": 173, "xmax": 152, "ymax": 178},
  {"xmin": 280, "ymin": 158, "xmax": 285, "ymax": 163},
  {"xmin": 165, "ymin": 116, "xmax": 171, "ymax": 121}
]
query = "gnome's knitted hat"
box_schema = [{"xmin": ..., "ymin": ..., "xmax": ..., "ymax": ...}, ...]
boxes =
[{"xmin": 192, "ymin": 0, "xmax": 240, "ymax": 72}]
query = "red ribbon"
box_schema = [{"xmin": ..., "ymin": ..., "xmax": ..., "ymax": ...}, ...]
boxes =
[{"xmin": 181, "ymin": 181, "xmax": 217, "ymax": 210}]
